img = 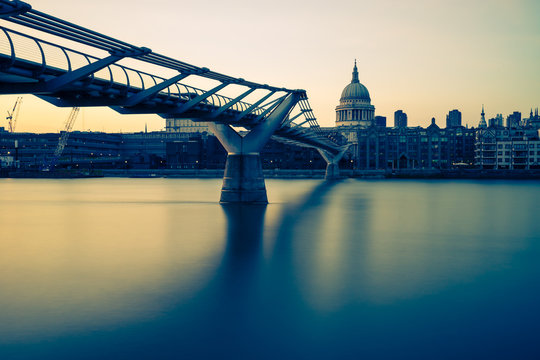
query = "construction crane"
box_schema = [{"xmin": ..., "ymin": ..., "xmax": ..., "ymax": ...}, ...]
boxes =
[
  {"xmin": 43, "ymin": 107, "xmax": 80, "ymax": 171},
  {"xmin": 6, "ymin": 97, "xmax": 22, "ymax": 133}
]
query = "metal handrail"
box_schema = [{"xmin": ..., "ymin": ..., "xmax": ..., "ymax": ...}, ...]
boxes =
[{"xmin": 0, "ymin": 0, "xmax": 342, "ymax": 150}]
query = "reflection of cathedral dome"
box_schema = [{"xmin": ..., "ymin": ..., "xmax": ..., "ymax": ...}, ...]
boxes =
[
  {"xmin": 340, "ymin": 63, "xmax": 371, "ymax": 102},
  {"xmin": 335, "ymin": 61, "xmax": 375, "ymax": 127}
]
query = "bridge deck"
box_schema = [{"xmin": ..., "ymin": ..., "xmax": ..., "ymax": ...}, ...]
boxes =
[{"xmin": 0, "ymin": 0, "xmax": 342, "ymax": 154}]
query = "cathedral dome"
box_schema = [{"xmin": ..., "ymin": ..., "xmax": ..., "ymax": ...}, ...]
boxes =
[
  {"xmin": 335, "ymin": 61, "xmax": 375, "ymax": 128},
  {"xmin": 340, "ymin": 61, "xmax": 371, "ymax": 102},
  {"xmin": 340, "ymin": 82, "xmax": 371, "ymax": 101}
]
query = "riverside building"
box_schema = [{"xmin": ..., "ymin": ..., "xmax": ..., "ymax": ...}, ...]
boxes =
[
  {"xmin": 331, "ymin": 62, "xmax": 476, "ymax": 170},
  {"xmin": 351, "ymin": 119, "xmax": 475, "ymax": 170},
  {"xmin": 475, "ymin": 106, "xmax": 540, "ymax": 169}
]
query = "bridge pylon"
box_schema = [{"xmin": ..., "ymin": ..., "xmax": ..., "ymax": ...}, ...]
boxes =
[
  {"xmin": 317, "ymin": 147, "xmax": 349, "ymax": 180},
  {"xmin": 209, "ymin": 92, "xmax": 301, "ymax": 203}
]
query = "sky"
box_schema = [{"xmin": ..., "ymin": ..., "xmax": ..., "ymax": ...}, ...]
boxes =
[{"xmin": 1, "ymin": 0, "xmax": 539, "ymax": 133}]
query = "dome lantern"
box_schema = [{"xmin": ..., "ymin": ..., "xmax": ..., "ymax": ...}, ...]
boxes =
[
  {"xmin": 340, "ymin": 61, "xmax": 371, "ymax": 102},
  {"xmin": 352, "ymin": 59, "xmax": 359, "ymax": 83}
]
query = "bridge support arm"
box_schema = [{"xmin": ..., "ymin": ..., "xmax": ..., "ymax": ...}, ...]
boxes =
[
  {"xmin": 208, "ymin": 92, "xmax": 300, "ymax": 203},
  {"xmin": 0, "ymin": 54, "xmax": 123, "ymax": 94},
  {"xmin": 45, "ymin": 47, "xmax": 150, "ymax": 93},
  {"xmin": 175, "ymin": 82, "xmax": 229, "ymax": 114},
  {"xmin": 207, "ymin": 88, "xmax": 255, "ymax": 119},
  {"xmin": 45, "ymin": 54, "xmax": 123, "ymax": 92},
  {"xmin": 123, "ymin": 72, "xmax": 189, "ymax": 107},
  {"xmin": 317, "ymin": 146, "xmax": 349, "ymax": 180}
]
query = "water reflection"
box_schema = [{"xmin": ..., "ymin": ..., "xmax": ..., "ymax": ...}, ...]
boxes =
[
  {"xmin": 269, "ymin": 180, "xmax": 362, "ymax": 311},
  {"xmin": 148, "ymin": 182, "xmax": 350, "ymax": 359},
  {"xmin": 273, "ymin": 179, "xmax": 343, "ymax": 240},
  {"xmin": 221, "ymin": 203, "xmax": 266, "ymax": 273},
  {"xmin": 191, "ymin": 180, "xmax": 360, "ymax": 358},
  {"xmin": 2, "ymin": 179, "xmax": 540, "ymax": 359}
]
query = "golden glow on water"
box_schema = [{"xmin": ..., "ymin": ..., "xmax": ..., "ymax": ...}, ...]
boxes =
[{"xmin": 0, "ymin": 179, "xmax": 226, "ymax": 342}]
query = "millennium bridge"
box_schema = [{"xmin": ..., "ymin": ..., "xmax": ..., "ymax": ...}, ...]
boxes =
[{"xmin": 0, "ymin": 0, "xmax": 349, "ymax": 203}]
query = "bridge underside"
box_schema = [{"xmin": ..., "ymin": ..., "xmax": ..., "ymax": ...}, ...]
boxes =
[{"xmin": 0, "ymin": 1, "xmax": 348, "ymax": 202}]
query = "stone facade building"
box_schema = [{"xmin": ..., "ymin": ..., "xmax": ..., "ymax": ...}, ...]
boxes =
[
  {"xmin": 332, "ymin": 63, "xmax": 476, "ymax": 170},
  {"xmin": 352, "ymin": 120, "xmax": 475, "ymax": 170}
]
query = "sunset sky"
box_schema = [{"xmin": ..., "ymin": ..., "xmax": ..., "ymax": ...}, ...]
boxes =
[{"xmin": 1, "ymin": 0, "xmax": 539, "ymax": 133}]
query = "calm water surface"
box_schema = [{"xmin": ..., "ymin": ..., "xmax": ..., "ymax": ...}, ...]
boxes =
[{"xmin": 1, "ymin": 178, "xmax": 539, "ymax": 359}]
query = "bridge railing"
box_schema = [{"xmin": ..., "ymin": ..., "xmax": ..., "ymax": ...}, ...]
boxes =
[
  {"xmin": 0, "ymin": 26, "xmax": 269, "ymax": 116},
  {"xmin": 0, "ymin": 0, "xmax": 343, "ymax": 153}
]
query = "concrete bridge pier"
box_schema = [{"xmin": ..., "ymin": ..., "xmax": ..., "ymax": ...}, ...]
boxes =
[
  {"xmin": 219, "ymin": 152, "xmax": 267, "ymax": 203},
  {"xmin": 209, "ymin": 93, "xmax": 300, "ymax": 203},
  {"xmin": 318, "ymin": 147, "xmax": 349, "ymax": 180}
]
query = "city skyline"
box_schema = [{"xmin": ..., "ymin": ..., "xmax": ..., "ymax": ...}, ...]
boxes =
[{"xmin": 0, "ymin": 0, "xmax": 539, "ymax": 133}]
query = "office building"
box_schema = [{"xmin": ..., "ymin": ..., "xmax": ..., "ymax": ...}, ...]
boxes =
[
  {"xmin": 394, "ymin": 110, "xmax": 407, "ymax": 128},
  {"xmin": 446, "ymin": 109, "xmax": 462, "ymax": 128},
  {"xmin": 374, "ymin": 116, "xmax": 387, "ymax": 127},
  {"xmin": 506, "ymin": 112, "xmax": 521, "ymax": 129}
]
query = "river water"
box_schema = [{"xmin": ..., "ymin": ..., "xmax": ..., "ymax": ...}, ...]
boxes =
[{"xmin": 1, "ymin": 178, "xmax": 539, "ymax": 359}]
